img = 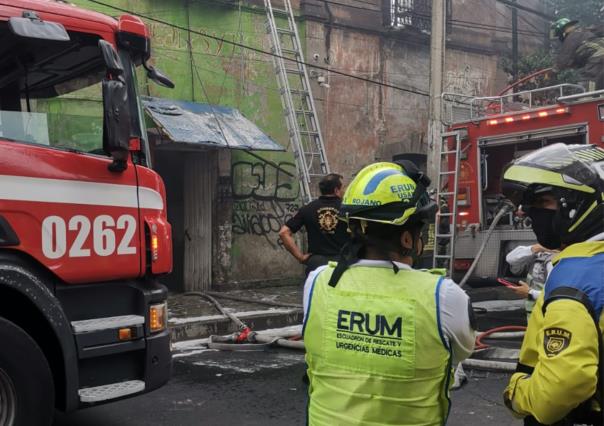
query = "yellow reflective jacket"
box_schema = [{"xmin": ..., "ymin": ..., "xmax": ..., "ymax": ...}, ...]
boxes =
[
  {"xmin": 505, "ymin": 241, "xmax": 604, "ymax": 424},
  {"xmin": 304, "ymin": 263, "xmax": 452, "ymax": 426}
]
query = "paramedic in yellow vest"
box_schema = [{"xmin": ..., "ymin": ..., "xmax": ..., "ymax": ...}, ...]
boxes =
[
  {"xmin": 302, "ymin": 162, "xmax": 476, "ymax": 426},
  {"xmin": 501, "ymin": 143, "xmax": 604, "ymax": 425}
]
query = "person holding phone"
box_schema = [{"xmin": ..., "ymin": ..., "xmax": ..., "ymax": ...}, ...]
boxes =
[
  {"xmin": 505, "ymin": 243, "xmax": 558, "ymax": 318},
  {"xmin": 501, "ymin": 144, "xmax": 604, "ymax": 425}
]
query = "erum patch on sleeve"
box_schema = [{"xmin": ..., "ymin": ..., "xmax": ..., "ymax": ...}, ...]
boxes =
[{"xmin": 543, "ymin": 327, "xmax": 572, "ymax": 357}]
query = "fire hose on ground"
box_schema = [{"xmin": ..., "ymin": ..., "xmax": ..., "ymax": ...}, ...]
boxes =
[{"xmin": 183, "ymin": 292, "xmax": 304, "ymax": 351}]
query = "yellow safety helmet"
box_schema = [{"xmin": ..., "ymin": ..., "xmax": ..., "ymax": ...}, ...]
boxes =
[
  {"xmin": 502, "ymin": 143, "xmax": 604, "ymax": 246},
  {"xmin": 339, "ymin": 162, "xmax": 437, "ymax": 227}
]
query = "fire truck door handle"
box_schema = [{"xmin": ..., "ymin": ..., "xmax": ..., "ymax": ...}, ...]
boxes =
[{"xmin": 481, "ymin": 154, "xmax": 489, "ymax": 191}]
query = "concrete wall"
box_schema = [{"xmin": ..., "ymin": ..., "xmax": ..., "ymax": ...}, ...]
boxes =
[{"xmin": 302, "ymin": 0, "xmax": 523, "ymax": 180}]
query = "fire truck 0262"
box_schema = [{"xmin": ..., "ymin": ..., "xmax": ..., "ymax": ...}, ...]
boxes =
[
  {"xmin": 0, "ymin": 1, "xmax": 174, "ymax": 424},
  {"xmin": 434, "ymin": 83, "xmax": 604, "ymax": 285}
]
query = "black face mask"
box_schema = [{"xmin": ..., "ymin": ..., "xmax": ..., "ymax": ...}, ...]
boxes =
[{"xmin": 527, "ymin": 207, "xmax": 561, "ymax": 249}]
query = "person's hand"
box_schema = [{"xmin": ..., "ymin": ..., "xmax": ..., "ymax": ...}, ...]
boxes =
[
  {"xmin": 531, "ymin": 244, "xmax": 546, "ymax": 253},
  {"xmin": 509, "ymin": 280, "xmax": 530, "ymax": 298},
  {"xmin": 298, "ymin": 253, "xmax": 312, "ymax": 264}
]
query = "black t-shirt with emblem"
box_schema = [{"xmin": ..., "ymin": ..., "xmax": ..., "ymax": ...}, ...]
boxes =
[{"xmin": 285, "ymin": 196, "xmax": 349, "ymax": 256}]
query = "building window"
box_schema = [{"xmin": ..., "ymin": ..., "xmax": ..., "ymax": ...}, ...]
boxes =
[{"xmin": 388, "ymin": 0, "xmax": 451, "ymax": 33}]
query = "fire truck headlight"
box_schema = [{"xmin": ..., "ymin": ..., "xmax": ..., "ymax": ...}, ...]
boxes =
[{"xmin": 149, "ymin": 303, "xmax": 167, "ymax": 333}]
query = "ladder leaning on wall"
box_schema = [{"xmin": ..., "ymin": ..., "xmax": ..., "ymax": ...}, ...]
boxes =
[{"xmin": 263, "ymin": 0, "xmax": 330, "ymax": 203}]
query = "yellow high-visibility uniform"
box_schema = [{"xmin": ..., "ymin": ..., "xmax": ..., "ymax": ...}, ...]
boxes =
[
  {"xmin": 504, "ymin": 240, "xmax": 604, "ymax": 424},
  {"xmin": 303, "ymin": 261, "xmax": 473, "ymax": 426}
]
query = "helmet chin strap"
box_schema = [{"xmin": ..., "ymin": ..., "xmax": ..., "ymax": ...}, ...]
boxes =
[{"xmin": 328, "ymin": 224, "xmax": 423, "ymax": 287}]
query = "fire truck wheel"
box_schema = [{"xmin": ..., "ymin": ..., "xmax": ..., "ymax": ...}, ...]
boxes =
[{"xmin": 0, "ymin": 316, "xmax": 54, "ymax": 426}]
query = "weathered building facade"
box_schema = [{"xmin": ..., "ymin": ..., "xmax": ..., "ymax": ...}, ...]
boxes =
[{"xmin": 75, "ymin": 0, "xmax": 546, "ymax": 290}]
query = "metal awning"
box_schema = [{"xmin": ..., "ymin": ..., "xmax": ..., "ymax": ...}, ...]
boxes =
[{"xmin": 142, "ymin": 96, "xmax": 284, "ymax": 151}]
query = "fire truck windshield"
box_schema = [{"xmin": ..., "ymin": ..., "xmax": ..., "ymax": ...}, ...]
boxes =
[{"xmin": 0, "ymin": 22, "xmax": 146, "ymax": 159}]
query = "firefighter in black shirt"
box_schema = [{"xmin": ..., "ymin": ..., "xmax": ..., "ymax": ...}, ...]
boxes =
[{"xmin": 279, "ymin": 173, "xmax": 348, "ymax": 277}]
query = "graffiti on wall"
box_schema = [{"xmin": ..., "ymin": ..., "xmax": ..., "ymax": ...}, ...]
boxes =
[
  {"xmin": 148, "ymin": 23, "xmax": 235, "ymax": 56},
  {"xmin": 231, "ymin": 159, "xmax": 300, "ymax": 249},
  {"xmin": 444, "ymin": 65, "xmax": 489, "ymax": 96}
]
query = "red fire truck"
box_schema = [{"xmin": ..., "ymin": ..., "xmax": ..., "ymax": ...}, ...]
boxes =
[
  {"xmin": 0, "ymin": 1, "xmax": 173, "ymax": 424},
  {"xmin": 435, "ymin": 83, "xmax": 604, "ymax": 284}
]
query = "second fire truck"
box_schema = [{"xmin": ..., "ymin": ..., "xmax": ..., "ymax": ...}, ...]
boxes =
[{"xmin": 435, "ymin": 83, "xmax": 604, "ymax": 284}]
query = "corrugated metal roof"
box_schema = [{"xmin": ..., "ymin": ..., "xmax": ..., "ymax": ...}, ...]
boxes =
[{"xmin": 142, "ymin": 97, "xmax": 284, "ymax": 151}]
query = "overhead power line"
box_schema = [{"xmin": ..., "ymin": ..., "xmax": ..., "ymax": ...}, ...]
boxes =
[
  {"xmin": 194, "ymin": 0, "xmax": 546, "ymax": 37},
  {"xmin": 496, "ymin": 0, "xmax": 555, "ymax": 21},
  {"xmin": 85, "ymin": 0, "xmax": 429, "ymax": 97}
]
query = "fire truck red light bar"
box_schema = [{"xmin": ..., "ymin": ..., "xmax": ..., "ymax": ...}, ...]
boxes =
[{"xmin": 486, "ymin": 107, "xmax": 569, "ymax": 126}]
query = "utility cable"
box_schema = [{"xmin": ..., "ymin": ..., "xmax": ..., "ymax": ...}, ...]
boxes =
[
  {"xmin": 189, "ymin": 0, "xmax": 546, "ymax": 37},
  {"xmin": 85, "ymin": 0, "xmax": 429, "ymax": 97},
  {"xmin": 214, "ymin": 0, "xmax": 243, "ymax": 106},
  {"xmin": 189, "ymin": 45, "xmax": 296, "ymax": 177},
  {"xmin": 496, "ymin": 0, "xmax": 555, "ymax": 21}
]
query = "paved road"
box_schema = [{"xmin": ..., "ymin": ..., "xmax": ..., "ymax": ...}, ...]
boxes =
[{"xmin": 54, "ymin": 339, "xmax": 521, "ymax": 426}]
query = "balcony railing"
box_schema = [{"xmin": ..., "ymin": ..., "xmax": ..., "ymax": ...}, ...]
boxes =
[{"xmin": 388, "ymin": 0, "xmax": 450, "ymax": 33}]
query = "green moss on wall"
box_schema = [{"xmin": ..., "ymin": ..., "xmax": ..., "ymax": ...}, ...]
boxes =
[{"xmin": 70, "ymin": 0, "xmax": 305, "ymax": 147}]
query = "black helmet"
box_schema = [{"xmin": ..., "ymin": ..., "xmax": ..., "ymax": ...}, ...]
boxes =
[{"xmin": 502, "ymin": 143, "xmax": 604, "ymax": 247}]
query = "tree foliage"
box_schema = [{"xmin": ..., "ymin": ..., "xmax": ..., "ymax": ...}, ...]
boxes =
[
  {"xmin": 498, "ymin": 0, "xmax": 603, "ymax": 92},
  {"xmin": 500, "ymin": 49, "xmax": 579, "ymax": 92}
]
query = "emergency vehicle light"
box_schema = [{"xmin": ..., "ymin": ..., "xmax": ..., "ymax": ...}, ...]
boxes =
[
  {"xmin": 486, "ymin": 107, "xmax": 569, "ymax": 126},
  {"xmin": 118, "ymin": 328, "xmax": 133, "ymax": 341},
  {"xmin": 151, "ymin": 234, "xmax": 159, "ymax": 262},
  {"xmin": 149, "ymin": 303, "xmax": 167, "ymax": 333}
]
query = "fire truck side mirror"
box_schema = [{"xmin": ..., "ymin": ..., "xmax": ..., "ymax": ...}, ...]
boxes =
[
  {"xmin": 99, "ymin": 39, "xmax": 124, "ymax": 76},
  {"xmin": 143, "ymin": 62, "xmax": 175, "ymax": 89},
  {"xmin": 99, "ymin": 40, "xmax": 131, "ymax": 172}
]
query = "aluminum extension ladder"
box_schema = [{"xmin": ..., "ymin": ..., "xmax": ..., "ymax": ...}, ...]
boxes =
[
  {"xmin": 432, "ymin": 131, "xmax": 462, "ymax": 277},
  {"xmin": 264, "ymin": 0, "xmax": 330, "ymax": 203}
]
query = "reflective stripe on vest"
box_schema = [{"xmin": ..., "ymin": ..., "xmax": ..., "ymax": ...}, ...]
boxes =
[{"xmin": 304, "ymin": 264, "xmax": 452, "ymax": 426}]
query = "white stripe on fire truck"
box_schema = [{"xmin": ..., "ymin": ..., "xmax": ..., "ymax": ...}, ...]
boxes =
[{"xmin": 0, "ymin": 175, "xmax": 163, "ymax": 210}]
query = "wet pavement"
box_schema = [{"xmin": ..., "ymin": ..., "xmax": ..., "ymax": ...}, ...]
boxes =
[
  {"xmin": 54, "ymin": 340, "xmax": 521, "ymax": 426},
  {"xmin": 54, "ymin": 285, "xmax": 527, "ymax": 425}
]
